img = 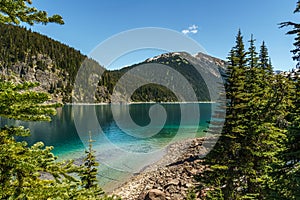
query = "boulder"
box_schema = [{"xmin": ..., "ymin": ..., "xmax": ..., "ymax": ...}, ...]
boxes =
[{"xmin": 144, "ymin": 189, "xmax": 166, "ymax": 200}]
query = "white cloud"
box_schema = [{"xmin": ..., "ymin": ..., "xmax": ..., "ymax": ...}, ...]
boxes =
[
  {"xmin": 182, "ymin": 24, "xmax": 199, "ymax": 35},
  {"xmin": 190, "ymin": 29, "xmax": 198, "ymax": 34},
  {"xmin": 181, "ymin": 29, "xmax": 190, "ymax": 35},
  {"xmin": 189, "ymin": 24, "xmax": 198, "ymax": 30}
]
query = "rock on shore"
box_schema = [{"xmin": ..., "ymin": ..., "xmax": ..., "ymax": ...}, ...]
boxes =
[{"xmin": 112, "ymin": 137, "xmax": 216, "ymax": 200}]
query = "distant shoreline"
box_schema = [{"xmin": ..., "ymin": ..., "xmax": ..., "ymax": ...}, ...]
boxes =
[{"xmin": 65, "ymin": 101, "xmax": 216, "ymax": 106}]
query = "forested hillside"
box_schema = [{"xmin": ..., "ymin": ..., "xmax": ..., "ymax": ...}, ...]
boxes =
[
  {"xmin": 0, "ymin": 23, "xmax": 103, "ymax": 103},
  {"xmin": 100, "ymin": 52, "xmax": 226, "ymax": 102},
  {"xmin": 0, "ymin": 23, "xmax": 226, "ymax": 103}
]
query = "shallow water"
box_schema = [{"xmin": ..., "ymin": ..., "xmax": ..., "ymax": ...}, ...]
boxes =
[{"xmin": 0, "ymin": 103, "xmax": 213, "ymax": 189}]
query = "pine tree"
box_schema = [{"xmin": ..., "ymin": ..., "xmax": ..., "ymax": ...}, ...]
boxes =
[
  {"xmin": 76, "ymin": 133, "xmax": 119, "ymax": 200},
  {"xmin": 80, "ymin": 133, "xmax": 103, "ymax": 191},
  {"xmin": 233, "ymin": 29, "xmax": 248, "ymax": 68},
  {"xmin": 276, "ymin": 2, "xmax": 300, "ymax": 198},
  {"xmin": 259, "ymin": 41, "xmax": 273, "ymax": 74},
  {"xmin": 0, "ymin": 81, "xmax": 60, "ymax": 121},
  {"xmin": 0, "ymin": 83, "xmax": 116, "ymax": 200},
  {"xmin": 197, "ymin": 32, "xmax": 290, "ymax": 199},
  {"xmin": 197, "ymin": 30, "xmax": 249, "ymax": 199},
  {"xmin": 270, "ymin": 70, "xmax": 300, "ymax": 200},
  {"xmin": 279, "ymin": 0, "xmax": 300, "ymax": 67},
  {"xmin": 0, "ymin": 3, "xmax": 115, "ymax": 199},
  {"xmin": 0, "ymin": 0, "xmax": 64, "ymax": 25},
  {"xmin": 0, "ymin": 81, "xmax": 79, "ymax": 199},
  {"xmin": 248, "ymin": 34, "xmax": 258, "ymax": 69}
]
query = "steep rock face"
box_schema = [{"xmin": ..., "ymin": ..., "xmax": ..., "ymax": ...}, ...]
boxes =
[
  {"xmin": 1, "ymin": 51, "xmax": 227, "ymax": 104},
  {"xmin": 0, "ymin": 23, "xmax": 228, "ymax": 103},
  {"xmin": 0, "ymin": 23, "xmax": 106, "ymax": 104},
  {"xmin": 0, "ymin": 54, "xmax": 71, "ymax": 103}
]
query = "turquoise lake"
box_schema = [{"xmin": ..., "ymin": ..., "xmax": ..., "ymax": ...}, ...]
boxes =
[{"xmin": 0, "ymin": 103, "xmax": 214, "ymax": 190}]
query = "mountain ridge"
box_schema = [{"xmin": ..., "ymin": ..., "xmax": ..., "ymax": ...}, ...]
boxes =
[{"xmin": 0, "ymin": 23, "xmax": 226, "ymax": 103}]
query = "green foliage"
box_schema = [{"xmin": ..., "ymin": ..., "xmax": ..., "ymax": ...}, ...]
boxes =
[
  {"xmin": 270, "ymin": 76, "xmax": 300, "ymax": 200},
  {"xmin": 0, "ymin": 0, "xmax": 64, "ymax": 25},
  {"xmin": 279, "ymin": 0, "xmax": 300, "ymax": 67},
  {"xmin": 259, "ymin": 41, "xmax": 273, "ymax": 74},
  {"xmin": 273, "ymin": 2, "xmax": 300, "ymax": 198},
  {"xmin": 103, "ymin": 53, "xmax": 211, "ymax": 102},
  {"xmin": 0, "ymin": 81, "xmax": 60, "ymax": 121},
  {"xmin": 0, "ymin": 3, "xmax": 117, "ymax": 199},
  {"xmin": 80, "ymin": 133, "xmax": 104, "ymax": 195},
  {"xmin": 131, "ymin": 84, "xmax": 178, "ymax": 102},
  {"xmin": 0, "ymin": 23, "xmax": 106, "ymax": 103},
  {"xmin": 0, "ymin": 81, "xmax": 116, "ymax": 199},
  {"xmin": 0, "ymin": 125, "xmax": 80, "ymax": 199},
  {"xmin": 76, "ymin": 134, "xmax": 121, "ymax": 199},
  {"xmin": 0, "ymin": 23, "xmax": 99, "ymax": 84},
  {"xmin": 197, "ymin": 31, "xmax": 292, "ymax": 199},
  {"xmin": 186, "ymin": 187, "xmax": 197, "ymax": 200},
  {"xmin": 248, "ymin": 34, "xmax": 258, "ymax": 68}
]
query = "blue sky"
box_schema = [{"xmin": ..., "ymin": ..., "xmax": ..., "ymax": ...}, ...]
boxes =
[{"xmin": 27, "ymin": 0, "xmax": 299, "ymax": 71}]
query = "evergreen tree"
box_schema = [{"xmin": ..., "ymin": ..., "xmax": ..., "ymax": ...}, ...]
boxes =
[
  {"xmin": 248, "ymin": 34, "xmax": 259, "ymax": 69},
  {"xmin": 280, "ymin": 0, "xmax": 300, "ymax": 67},
  {"xmin": 259, "ymin": 41, "xmax": 273, "ymax": 74},
  {"xmin": 75, "ymin": 133, "xmax": 119, "ymax": 199},
  {"xmin": 0, "ymin": 0, "xmax": 64, "ymax": 25},
  {"xmin": 80, "ymin": 133, "xmax": 103, "ymax": 192},
  {"xmin": 0, "ymin": 84, "xmax": 116, "ymax": 199},
  {"xmin": 0, "ymin": 3, "xmax": 115, "ymax": 199},
  {"xmin": 197, "ymin": 30, "xmax": 249, "ymax": 199},
  {"xmin": 197, "ymin": 32, "xmax": 290, "ymax": 199},
  {"xmin": 233, "ymin": 29, "xmax": 248, "ymax": 68},
  {"xmin": 269, "ymin": 60, "xmax": 300, "ymax": 200},
  {"xmin": 0, "ymin": 81, "xmax": 77, "ymax": 198},
  {"xmin": 0, "ymin": 81, "xmax": 60, "ymax": 121},
  {"xmin": 276, "ymin": 2, "xmax": 300, "ymax": 198},
  {"xmin": 270, "ymin": 77, "xmax": 300, "ymax": 200}
]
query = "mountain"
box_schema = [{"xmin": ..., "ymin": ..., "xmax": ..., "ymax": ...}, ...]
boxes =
[
  {"xmin": 0, "ymin": 23, "xmax": 226, "ymax": 103},
  {"xmin": 0, "ymin": 23, "xmax": 105, "ymax": 103},
  {"xmin": 279, "ymin": 66, "xmax": 300, "ymax": 80},
  {"xmin": 104, "ymin": 52, "xmax": 226, "ymax": 102}
]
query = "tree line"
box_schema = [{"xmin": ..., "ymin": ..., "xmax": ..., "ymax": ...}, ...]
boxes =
[
  {"xmin": 0, "ymin": 0, "xmax": 300, "ymax": 199},
  {"xmin": 196, "ymin": 2, "xmax": 300, "ymax": 198}
]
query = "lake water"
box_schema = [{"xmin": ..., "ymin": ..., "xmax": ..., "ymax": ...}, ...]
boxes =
[{"xmin": 0, "ymin": 103, "xmax": 214, "ymax": 190}]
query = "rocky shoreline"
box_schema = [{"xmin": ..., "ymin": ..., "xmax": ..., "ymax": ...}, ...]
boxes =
[{"xmin": 112, "ymin": 137, "xmax": 215, "ymax": 200}]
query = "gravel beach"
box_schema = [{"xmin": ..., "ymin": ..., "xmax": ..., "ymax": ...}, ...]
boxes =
[{"xmin": 111, "ymin": 137, "xmax": 216, "ymax": 200}]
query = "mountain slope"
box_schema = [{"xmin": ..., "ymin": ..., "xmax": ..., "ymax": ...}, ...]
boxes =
[
  {"xmin": 0, "ymin": 23, "xmax": 105, "ymax": 103},
  {"xmin": 0, "ymin": 24, "xmax": 226, "ymax": 103},
  {"xmin": 104, "ymin": 52, "xmax": 226, "ymax": 102},
  {"xmin": 279, "ymin": 66, "xmax": 300, "ymax": 80}
]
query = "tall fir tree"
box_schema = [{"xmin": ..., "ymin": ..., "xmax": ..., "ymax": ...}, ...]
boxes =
[
  {"xmin": 259, "ymin": 41, "xmax": 273, "ymax": 74},
  {"xmin": 280, "ymin": 0, "xmax": 300, "ymax": 68},
  {"xmin": 271, "ymin": 77, "xmax": 300, "ymax": 200},
  {"xmin": 197, "ymin": 32, "xmax": 290, "ymax": 199},
  {"xmin": 248, "ymin": 34, "xmax": 259, "ymax": 69},
  {"xmin": 277, "ymin": 1, "xmax": 300, "ymax": 198},
  {"xmin": 0, "ymin": 3, "xmax": 115, "ymax": 199},
  {"xmin": 80, "ymin": 133, "xmax": 104, "ymax": 194},
  {"xmin": 197, "ymin": 30, "xmax": 249, "ymax": 199}
]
